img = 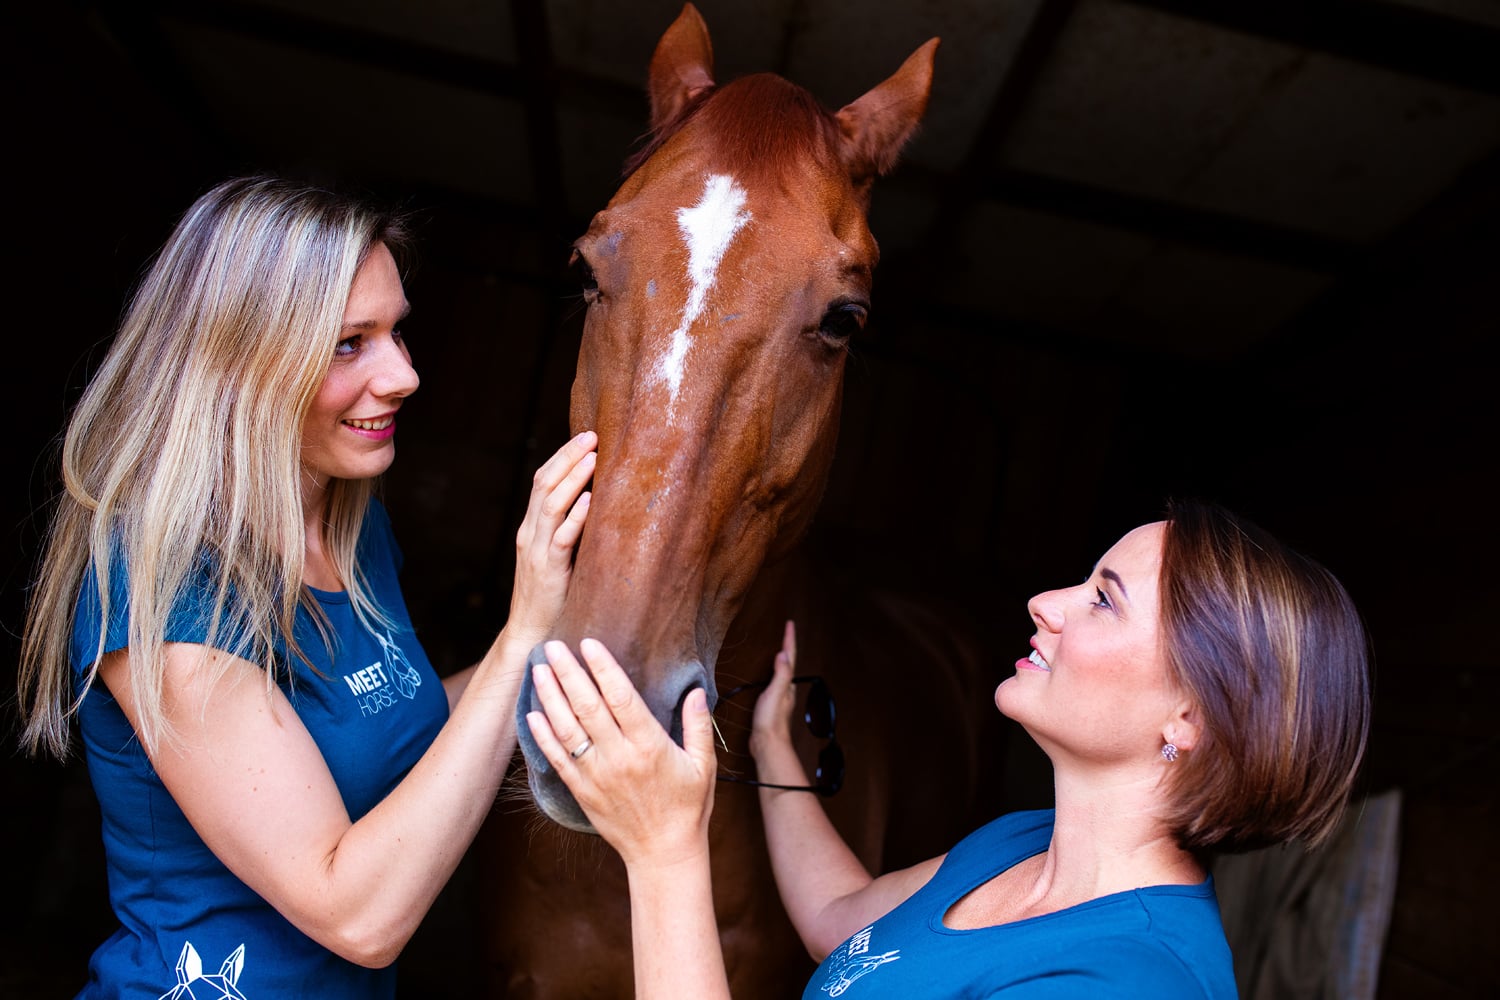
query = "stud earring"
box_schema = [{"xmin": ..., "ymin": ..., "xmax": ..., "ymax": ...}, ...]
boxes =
[{"xmin": 1161, "ymin": 743, "xmax": 1179, "ymax": 762}]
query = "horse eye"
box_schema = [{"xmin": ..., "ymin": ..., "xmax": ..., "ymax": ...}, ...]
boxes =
[
  {"xmin": 570, "ymin": 249, "xmax": 600, "ymax": 303},
  {"xmin": 818, "ymin": 302, "xmax": 867, "ymax": 344}
]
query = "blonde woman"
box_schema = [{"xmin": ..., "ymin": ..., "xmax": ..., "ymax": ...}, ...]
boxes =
[
  {"xmin": 526, "ymin": 501, "xmax": 1371, "ymax": 999},
  {"xmin": 17, "ymin": 176, "xmax": 596, "ymax": 999}
]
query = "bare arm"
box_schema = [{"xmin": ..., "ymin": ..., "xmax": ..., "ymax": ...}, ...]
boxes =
[
  {"xmin": 102, "ymin": 432, "xmax": 595, "ymax": 968},
  {"xmin": 752, "ymin": 621, "xmax": 944, "ymax": 960},
  {"xmin": 441, "ymin": 663, "xmax": 475, "ymax": 711},
  {"xmin": 525, "ymin": 639, "xmax": 730, "ymax": 1000}
]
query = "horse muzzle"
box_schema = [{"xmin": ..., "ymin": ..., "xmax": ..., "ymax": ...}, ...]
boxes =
[{"xmin": 514, "ymin": 640, "xmax": 717, "ymax": 835}]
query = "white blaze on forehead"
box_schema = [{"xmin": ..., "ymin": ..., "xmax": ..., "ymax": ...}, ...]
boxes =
[{"xmin": 655, "ymin": 173, "xmax": 752, "ymax": 403}]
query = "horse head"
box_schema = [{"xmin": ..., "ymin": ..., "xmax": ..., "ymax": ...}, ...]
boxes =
[{"xmin": 516, "ymin": 3, "xmax": 937, "ymax": 832}]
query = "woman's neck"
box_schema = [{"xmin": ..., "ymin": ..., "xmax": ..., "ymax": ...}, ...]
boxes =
[
  {"xmin": 1040, "ymin": 766, "xmax": 1205, "ymax": 902},
  {"xmin": 944, "ymin": 763, "xmax": 1202, "ymax": 931},
  {"xmin": 301, "ymin": 486, "xmax": 343, "ymax": 592}
]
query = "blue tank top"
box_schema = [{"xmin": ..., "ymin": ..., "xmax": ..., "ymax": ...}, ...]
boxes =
[
  {"xmin": 804, "ymin": 809, "xmax": 1237, "ymax": 998},
  {"xmin": 70, "ymin": 500, "xmax": 448, "ymax": 999}
]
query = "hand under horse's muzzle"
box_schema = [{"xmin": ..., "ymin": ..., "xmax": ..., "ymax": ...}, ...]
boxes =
[{"xmin": 515, "ymin": 641, "xmax": 716, "ymax": 835}]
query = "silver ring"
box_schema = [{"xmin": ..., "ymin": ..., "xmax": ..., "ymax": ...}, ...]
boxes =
[{"xmin": 569, "ymin": 738, "xmax": 593, "ymax": 760}]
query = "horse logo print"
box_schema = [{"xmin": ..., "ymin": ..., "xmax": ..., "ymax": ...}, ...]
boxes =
[
  {"xmin": 159, "ymin": 941, "xmax": 248, "ymax": 1000},
  {"xmin": 818, "ymin": 925, "xmax": 902, "ymax": 997},
  {"xmin": 820, "ymin": 949, "xmax": 901, "ymax": 997},
  {"xmin": 374, "ymin": 628, "xmax": 421, "ymax": 699}
]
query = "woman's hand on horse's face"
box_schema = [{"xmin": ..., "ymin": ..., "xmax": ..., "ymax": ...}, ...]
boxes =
[
  {"xmin": 750, "ymin": 620, "xmax": 799, "ymax": 757},
  {"xmin": 526, "ymin": 638, "xmax": 717, "ymax": 869},
  {"xmin": 507, "ymin": 431, "xmax": 596, "ymax": 646}
]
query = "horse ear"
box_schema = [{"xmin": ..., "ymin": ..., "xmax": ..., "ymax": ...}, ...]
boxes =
[
  {"xmin": 176, "ymin": 942, "xmax": 202, "ymax": 984},
  {"xmin": 835, "ymin": 37, "xmax": 940, "ymax": 196},
  {"xmin": 648, "ymin": 3, "xmax": 716, "ymax": 132},
  {"xmin": 219, "ymin": 944, "xmax": 246, "ymax": 987}
]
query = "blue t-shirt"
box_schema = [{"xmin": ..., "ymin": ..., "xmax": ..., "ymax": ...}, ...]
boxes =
[
  {"xmin": 71, "ymin": 500, "xmax": 449, "ymax": 1000},
  {"xmin": 805, "ymin": 809, "xmax": 1237, "ymax": 999}
]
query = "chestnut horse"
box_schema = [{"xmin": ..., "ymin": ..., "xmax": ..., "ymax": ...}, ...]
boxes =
[{"xmin": 476, "ymin": 5, "xmax": 1002, "ymax": 995}]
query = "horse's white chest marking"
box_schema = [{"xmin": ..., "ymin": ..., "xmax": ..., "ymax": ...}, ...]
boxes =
[{"xmin": 656, "ymin": 173, "xmax": 751, "ymax": 405}]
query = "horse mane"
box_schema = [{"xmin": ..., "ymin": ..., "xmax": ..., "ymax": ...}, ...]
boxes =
[{"xmin": 621, "ymin": 73, "xmax": 841, "ymax": 184}]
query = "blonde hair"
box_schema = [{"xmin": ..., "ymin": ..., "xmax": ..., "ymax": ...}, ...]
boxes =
[
  {"xmin": 18, "ymin": 176, "xmax": 412, "ymax": 758},
  {"xmin": 1158, "ymin": 500, "xmax": 1371, "ymax": 853}
]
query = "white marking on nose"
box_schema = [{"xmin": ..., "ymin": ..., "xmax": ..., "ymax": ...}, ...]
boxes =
[{"xmin": 656, "ymin": 174, "xmax": 751, "ymax": 405}]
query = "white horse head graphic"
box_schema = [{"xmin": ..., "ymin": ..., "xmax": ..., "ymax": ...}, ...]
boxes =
[
  {"xmin": 374, "ymin": 629, "xmax": 422, "ymax": 699},
  {"xmin": 159, "ymin": 941, "xmax": 248, "ymax": 999}
]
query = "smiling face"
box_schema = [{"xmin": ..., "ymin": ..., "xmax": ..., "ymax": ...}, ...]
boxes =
[
  {"xmin": 299, "ymin": 242, "xmax": 418, "ymax": 503},
  {"xmin": 997, "ymin": 521, "xmax": 1192, "ymax": 767}
]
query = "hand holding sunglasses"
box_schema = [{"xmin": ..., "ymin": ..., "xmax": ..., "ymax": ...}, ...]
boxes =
[
  {"xmin": 717, "ymin": 674, "xmax": 844, "ymax": 796},
  {"xmin": 716, "ymin": 622, "xmax": 844, "ymax": 797}
]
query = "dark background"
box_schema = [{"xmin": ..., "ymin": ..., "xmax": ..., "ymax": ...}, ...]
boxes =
[{"xmin": 3, "ymin": 1, "xmax": 1495, "ymax": 996}]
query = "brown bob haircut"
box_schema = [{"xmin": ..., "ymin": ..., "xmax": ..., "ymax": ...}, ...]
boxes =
[{"xmin": 1158, "ymin": 500, "xmax": 1371, "ymax": 854}]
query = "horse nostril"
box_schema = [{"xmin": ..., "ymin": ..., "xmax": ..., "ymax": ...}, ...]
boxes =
[{"xmin": 666, "ymin": 667, "xmax": 718, "ymax": 747}]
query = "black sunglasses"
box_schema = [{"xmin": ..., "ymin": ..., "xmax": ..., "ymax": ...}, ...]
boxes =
[{"xmin": 715, "ymin": 675, "xmax": 844, "ymax": 796}]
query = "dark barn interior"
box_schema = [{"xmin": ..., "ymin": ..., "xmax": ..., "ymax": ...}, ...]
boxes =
[{"xmin": 3, "ymin": 1, "xmax": 1496, "ymax": 997}]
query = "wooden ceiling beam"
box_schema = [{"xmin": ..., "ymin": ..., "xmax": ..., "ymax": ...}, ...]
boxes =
[
  {"xmin": 1128, "ymin": 0, "xmax": 1500, "ymax": 95},
  {"xmin": 979, "ymin": 165, "xmax": 1361, "ymax": 273},
  {"xmin": 134, "ymin": 0, "xmax": 649, "ymax": 122},
  {"xmin": 923, "ymin": 0, "xmax": 1083, "ymax": 253},
  {"xmin": 137, "ymin": 0, "xmax": 528, "ymax": 98},
  {"xmin": 110, "ymin": 2, "xmax": 1423, "ymax": 288}
]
